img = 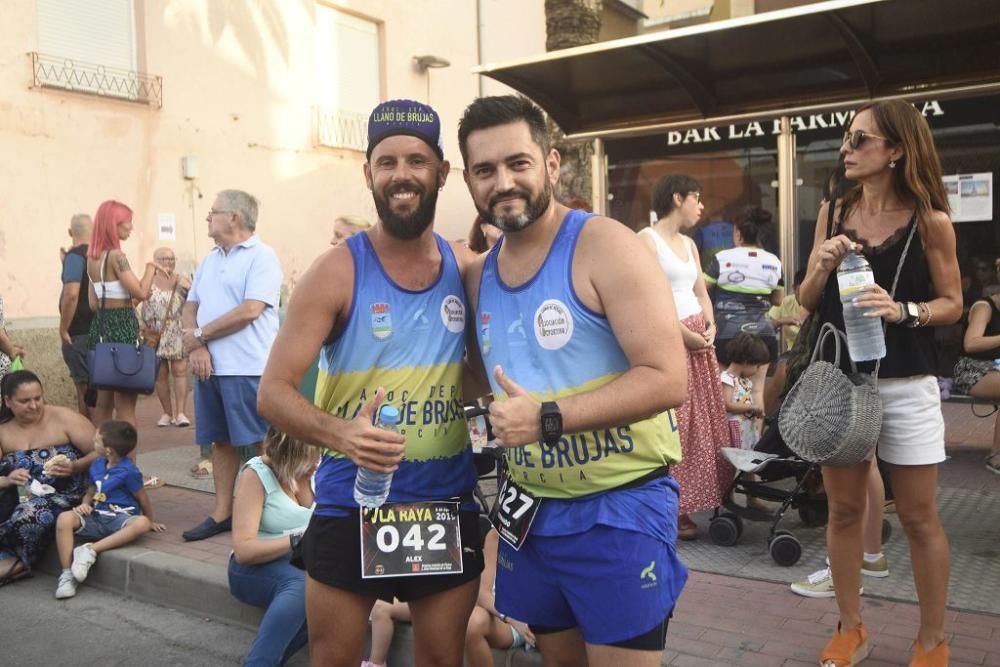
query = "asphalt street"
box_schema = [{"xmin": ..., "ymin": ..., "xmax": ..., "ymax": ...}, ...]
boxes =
[{"xmin": 0, "ymin": 572, "xmax": 309, "ymax": 666}]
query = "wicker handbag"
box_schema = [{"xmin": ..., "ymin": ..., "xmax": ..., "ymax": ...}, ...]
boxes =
[
  {"xmin": 779, "ymin": 323, "xmax": 882, "ymax": 465},
  {"xmin": 779, "ymin": 217, "xmax": 918, "ymax": 466}
]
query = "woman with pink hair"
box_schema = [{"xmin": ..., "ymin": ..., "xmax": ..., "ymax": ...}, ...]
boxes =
[{"xmin": 86, "ymin": 201, "xmax": 163, "ymax": 436}]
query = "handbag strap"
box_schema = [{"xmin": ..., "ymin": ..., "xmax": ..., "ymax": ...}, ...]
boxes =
[
  {"xmin": 872, "ymin": 215, "xmax": 918, "ymax": 378},
  {"xmin": 97, "ymin": 250, "xmax": 110, "ymax": 343}
]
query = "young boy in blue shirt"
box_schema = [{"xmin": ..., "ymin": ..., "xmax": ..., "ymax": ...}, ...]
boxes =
[{"xmin": 54, "ymin": 420, "xmax": 165, "ymax": 599}]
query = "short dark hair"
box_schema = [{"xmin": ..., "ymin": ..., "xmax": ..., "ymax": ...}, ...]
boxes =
[
  {"xmin": 99, "ymin": 420, "xmax": 138, "ymax": 458},
  {"xmin": 725, "ymin": 333, "xmax": 771, "ymax": 366},
  {"xmin": 733, "ymin": 206, "xmax": 773, "ymax": 246},
  {"xmin": 458, "ymin": 95, "xmax": 550, "ymax": 166},
  {"xmin": 651, "ymin": 174, "xmax": 702, "ymax": 218}
]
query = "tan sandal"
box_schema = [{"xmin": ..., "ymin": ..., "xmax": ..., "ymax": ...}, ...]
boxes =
[
  {"xmin": 189, "ymin": 459, "xmax": 213, "ymax": 479},
  {"xmin": 820, "ymin": 623, "xmax": 871, "ymax": 667}
]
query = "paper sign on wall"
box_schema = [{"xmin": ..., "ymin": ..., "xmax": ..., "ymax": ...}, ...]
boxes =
[
  {"xmin": 158, "ymin": 213, "xmax": 177, "ymax": 240},
  {"xmin": 943, "ymin": 174, "xmax": 993, "ymax": 223}
]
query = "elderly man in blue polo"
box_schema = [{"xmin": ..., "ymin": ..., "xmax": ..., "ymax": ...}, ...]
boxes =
[{"xmin": 181, "ymin": 189, "xmax": 283, "ymax": 542}]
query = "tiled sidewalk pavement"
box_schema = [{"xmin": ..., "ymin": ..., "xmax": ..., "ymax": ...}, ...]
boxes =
[
  {"xmin": 126, "ymin": 393, "xmax": 999, "ymax": 665},
  {"xmin": 666, "ymin": 571, "xmax": 1000, "ymax": 666}
]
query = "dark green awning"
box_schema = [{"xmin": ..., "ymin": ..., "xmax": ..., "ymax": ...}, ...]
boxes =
[{"xmin": 476, "ymin": 0, "xmax": 1000, "ymax": 138}]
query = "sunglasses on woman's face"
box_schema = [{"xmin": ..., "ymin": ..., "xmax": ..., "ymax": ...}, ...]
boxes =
[{"xmin": 842, "ymin": 129, "xmax": 889, "ymax": 150}]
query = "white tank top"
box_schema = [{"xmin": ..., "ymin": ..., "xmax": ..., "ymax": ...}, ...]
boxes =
[
  {"xmin": 639, "ymin": 227, "xmax": 703, "ymax": 319},
  {"xmin": 89, "ymin": 252, "xmax": 131, "ymax": 300}
]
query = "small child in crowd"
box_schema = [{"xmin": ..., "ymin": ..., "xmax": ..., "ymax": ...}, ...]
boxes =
[
  {"xmin": 720, "ymin": 333, "xmax": 771, "ymax": 450},
  {"xmin": 54, "ymin": 420, "xmax": 165, "ymax": 599}
]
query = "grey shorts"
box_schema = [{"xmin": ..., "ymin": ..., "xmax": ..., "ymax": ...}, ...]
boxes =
[{"xmin": 61, "ymin": 335, "xmax": 90, "ymax": 384}]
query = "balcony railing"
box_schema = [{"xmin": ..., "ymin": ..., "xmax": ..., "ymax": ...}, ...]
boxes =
[
  {"xmin": 316, "ymin": 107, "xmax": 367, "ymax": 151},
  {"xmin": 29, "ymin": 52, "xmax": 163, "ymax": 108}
]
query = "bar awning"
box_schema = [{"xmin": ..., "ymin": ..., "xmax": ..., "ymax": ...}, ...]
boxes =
[{"xmin": 476, "ymin": 0, "xmax": 1000, "ymax": 139}]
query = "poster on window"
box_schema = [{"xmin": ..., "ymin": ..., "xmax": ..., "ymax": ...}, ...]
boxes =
[{"xmin": 943, "ymin": 173, "xmax": 993, "ymax": 223}]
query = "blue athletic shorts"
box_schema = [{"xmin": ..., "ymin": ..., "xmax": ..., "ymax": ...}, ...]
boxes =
[
  {"xmin": 77, "ymin": 510, "xmax": 141, "ymax": 540},
  {"xmin": 194, "ymin": 375, "xmax": 269, "ymax": 447},
  {"xmin": 495, "ymin": 524, "xmax": 686, "ymax": 646}
]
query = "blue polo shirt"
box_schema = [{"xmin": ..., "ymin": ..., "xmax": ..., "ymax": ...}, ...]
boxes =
[{"xmin": 188, "ymin": 235, "xmax": 282, "ymax": 376}]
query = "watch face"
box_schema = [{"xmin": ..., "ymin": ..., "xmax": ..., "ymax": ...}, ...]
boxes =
[
  {"xmin": 907, "ymin": 303, "xmax": 920, "ymax": 318},
  {"xmin": 542, "ymin": 414, "xmax": 560, "ymax": 432}
]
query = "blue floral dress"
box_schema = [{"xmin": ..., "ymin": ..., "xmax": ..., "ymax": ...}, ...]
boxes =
[{"xmin": 0, "ymin": 444, "xmax": 88, "ymax": 571}]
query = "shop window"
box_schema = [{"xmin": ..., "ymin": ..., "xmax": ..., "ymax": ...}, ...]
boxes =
[
  {"xmin": 315, "ymin": 7, "xmax": 380, "ymax": 151},
  {"xmin": 32, "ymin": 0, "xmax": 159, "ymax": 106}
]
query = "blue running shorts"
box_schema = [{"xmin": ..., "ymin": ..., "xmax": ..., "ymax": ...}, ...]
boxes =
[{"xmin": 494, "ymin": 523, "xmax": 686, "ymax": 646}]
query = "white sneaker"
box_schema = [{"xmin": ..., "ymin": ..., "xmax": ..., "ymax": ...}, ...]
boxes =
[
  {"xmin": 55, "ymin": 570, "xmax": 77, "ymax": 599},
  {"xmin": 71, "ymin": 543, "xmax": 97, "ymax": 582},
  {"xmin": 790, "ymin": 567, "xmax": 864, "ymax": 599},
  {"xmin": 824, "ymin": 554, "xmax": 890, "ymax": 578}
]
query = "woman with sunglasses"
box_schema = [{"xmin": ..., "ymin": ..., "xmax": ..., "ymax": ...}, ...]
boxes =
[{"xmin": 799, "ymin": 100, "xmax": 961, "ymax": 666}]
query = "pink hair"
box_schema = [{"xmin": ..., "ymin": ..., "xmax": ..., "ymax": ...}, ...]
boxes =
[{"xmin": 88, "ymin": 200, "xmax": 134, "ymax": 258}]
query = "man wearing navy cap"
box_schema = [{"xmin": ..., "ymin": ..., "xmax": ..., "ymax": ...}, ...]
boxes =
[{"xmin": 259, "ymin": 100, "xmax": 483, "ymax": 666}]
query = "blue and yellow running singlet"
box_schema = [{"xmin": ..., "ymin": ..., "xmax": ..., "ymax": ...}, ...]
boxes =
[
  {"xmin": 475, "ymin": 210, "xmax": 682, "ymax": 500},
  {"xmin": 312, "ymin": 232, "xmax": 477, "ymax": 515}
]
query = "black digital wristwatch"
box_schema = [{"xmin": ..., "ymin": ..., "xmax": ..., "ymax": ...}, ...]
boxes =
[{"xmin": 540, "ymin": 401, "xmax": 563, "ymax": 445}]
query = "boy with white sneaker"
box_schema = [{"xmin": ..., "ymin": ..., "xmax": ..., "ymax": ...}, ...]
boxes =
[{"xmin": 54, "ymin": 420, "xmax": 165, "ymax": 599}]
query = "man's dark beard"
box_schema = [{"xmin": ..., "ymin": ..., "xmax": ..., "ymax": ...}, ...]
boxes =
[
  {"xmin": 374, "ymin": 181, "xmax": 439, "ymax": 240},
  {"xmin": 476, "ymin": 180, "xmax": 552, "ymax": 233}
]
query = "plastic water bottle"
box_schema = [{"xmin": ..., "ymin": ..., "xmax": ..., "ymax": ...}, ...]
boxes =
[
  {"xmin": 837, "ymin": 252, "xmax": 886, "ymax": 362},
  {"xmin": 353, "ymin": 404, "xmax": 402, "ymax": 509}
]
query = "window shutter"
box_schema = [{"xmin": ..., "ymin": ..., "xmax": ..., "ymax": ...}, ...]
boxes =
[{"xmin": 37, "ymin": 0, "xmax": 136, "ymax": 71}]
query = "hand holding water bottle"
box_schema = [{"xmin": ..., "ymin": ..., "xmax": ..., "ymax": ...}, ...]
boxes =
[
  {"xmin": 337, "ymin": 386, "xmax": 405, "ymax": 474},
  {"xmin": 815, "ymin": 234, "xmax": 860, "ymax": 273}
]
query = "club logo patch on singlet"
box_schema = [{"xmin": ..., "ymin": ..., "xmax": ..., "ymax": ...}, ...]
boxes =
[
  {"xmin": 440, "ymin": 295, "xmax": 466, "ymax": 334},
  {"xmin": 480, "ymin": 311, "xmax": 492, "ymax": 355},
  {"xmin": 370, "ymin": 302, "xmax": 393, "ymax": 340},
  {"xmin": 533, "ymin": 299, "xmax": 574, "ymax": 350}
]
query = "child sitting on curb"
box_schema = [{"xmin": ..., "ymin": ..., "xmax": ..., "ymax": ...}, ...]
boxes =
[{"xmin": 54, "ymin": 420, "xmax": 165, "ymax": 599}]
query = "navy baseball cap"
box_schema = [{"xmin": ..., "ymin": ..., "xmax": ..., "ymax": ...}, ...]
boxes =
[{"xmin": 366, "ymin": 99, "xmax": 444, "ymax": 160}]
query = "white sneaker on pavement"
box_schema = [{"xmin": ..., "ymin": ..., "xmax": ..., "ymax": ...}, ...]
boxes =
[
  {"xmin": 71, "ymin": 543, "xmax": 98, "ymax": 582},
  {"xmin": 55, "ymin": 570, "xmax": 78, "ymax": 599},
  {"xmin": 790, "ymin": 567, "xmax": 865, "ymax": 599}
]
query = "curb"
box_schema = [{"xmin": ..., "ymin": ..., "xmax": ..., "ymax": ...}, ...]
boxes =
[{"xmin": 37, "ymin": 546, "xmax": 541, "ymax": 666}]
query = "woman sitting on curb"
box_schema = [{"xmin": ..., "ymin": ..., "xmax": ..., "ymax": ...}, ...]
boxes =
[{"xmin": 229, "ymin": 427, "xmax": 318, "ymax": 667}]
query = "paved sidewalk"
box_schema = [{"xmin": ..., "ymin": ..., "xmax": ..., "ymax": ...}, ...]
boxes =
[{"xmin": 47, "ymin": 395, "xmax": 995, "ymax": 665}]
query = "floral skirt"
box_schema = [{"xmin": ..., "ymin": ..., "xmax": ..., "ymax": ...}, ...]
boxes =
[
  {"xmin": 673, "ymin": 313, "xmax": 735, "ymax": 514},
  {"xmin": 88, "ymin": 307, "xmax": 140, "ymax": 349}
]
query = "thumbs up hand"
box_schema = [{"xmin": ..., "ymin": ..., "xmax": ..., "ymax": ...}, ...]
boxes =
[
  {"xmin": 337, "ymin": 386, "xmax": 406, "ymax": 472},
  {"xmin": 488, "ymin": 366, "xmax": 541, "ymax": 448}
]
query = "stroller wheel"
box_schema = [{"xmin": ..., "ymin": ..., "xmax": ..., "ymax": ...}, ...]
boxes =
[
  {"xmin": 882, "ymin": 518, "xmax": 892, "ymax": 543},
  {"xmin": 709, "ymin": 515, "xmax": 740, "ymax": 547},
  {"xmin": 798, "ymin": 504, "xmax": 828, "ymax": 528},
  {"xmin": 769, "ymin": 533, "xmax": 802, "ymax": 566}
]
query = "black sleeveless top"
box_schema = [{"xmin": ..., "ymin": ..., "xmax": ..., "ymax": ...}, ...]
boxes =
[
  {"xmin": 817, "ymin": 210, "xmax": 937, "ymax": 378},
  {"xmin": 966, "ymin": 298, "xmax": 1000, "ymax": 361}
]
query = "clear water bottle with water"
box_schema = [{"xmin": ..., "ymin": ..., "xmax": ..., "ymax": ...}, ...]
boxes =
[
  {"xmin": 353, "ymin": 404, "xmax": 402, "ymax": 509},
  {"xmin": 837, "ymin": 252, "xmax": 886, "ymax": 362}
]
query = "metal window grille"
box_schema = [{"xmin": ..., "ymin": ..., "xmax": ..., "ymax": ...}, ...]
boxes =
[
  {"xmin": 316, "ymin": 107, "xmax": 367, "ymax": 151},
  {"xmin": 29, "ymin": 52, "xmax": 163, "ymax": 108}
]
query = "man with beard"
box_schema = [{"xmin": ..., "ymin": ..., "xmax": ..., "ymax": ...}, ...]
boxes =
[
  {"xmin": 258, "ymin": 100, "xmax": 482, "ymax": 667},
  {"xmin": 458, "ymin": 95, "xmax": 690, "ymax": 667}
]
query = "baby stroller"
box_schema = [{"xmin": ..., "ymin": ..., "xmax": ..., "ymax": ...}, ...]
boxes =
[{"xmin": 707, "ymin": 415, "xmax": 827, "ymax": 566}]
